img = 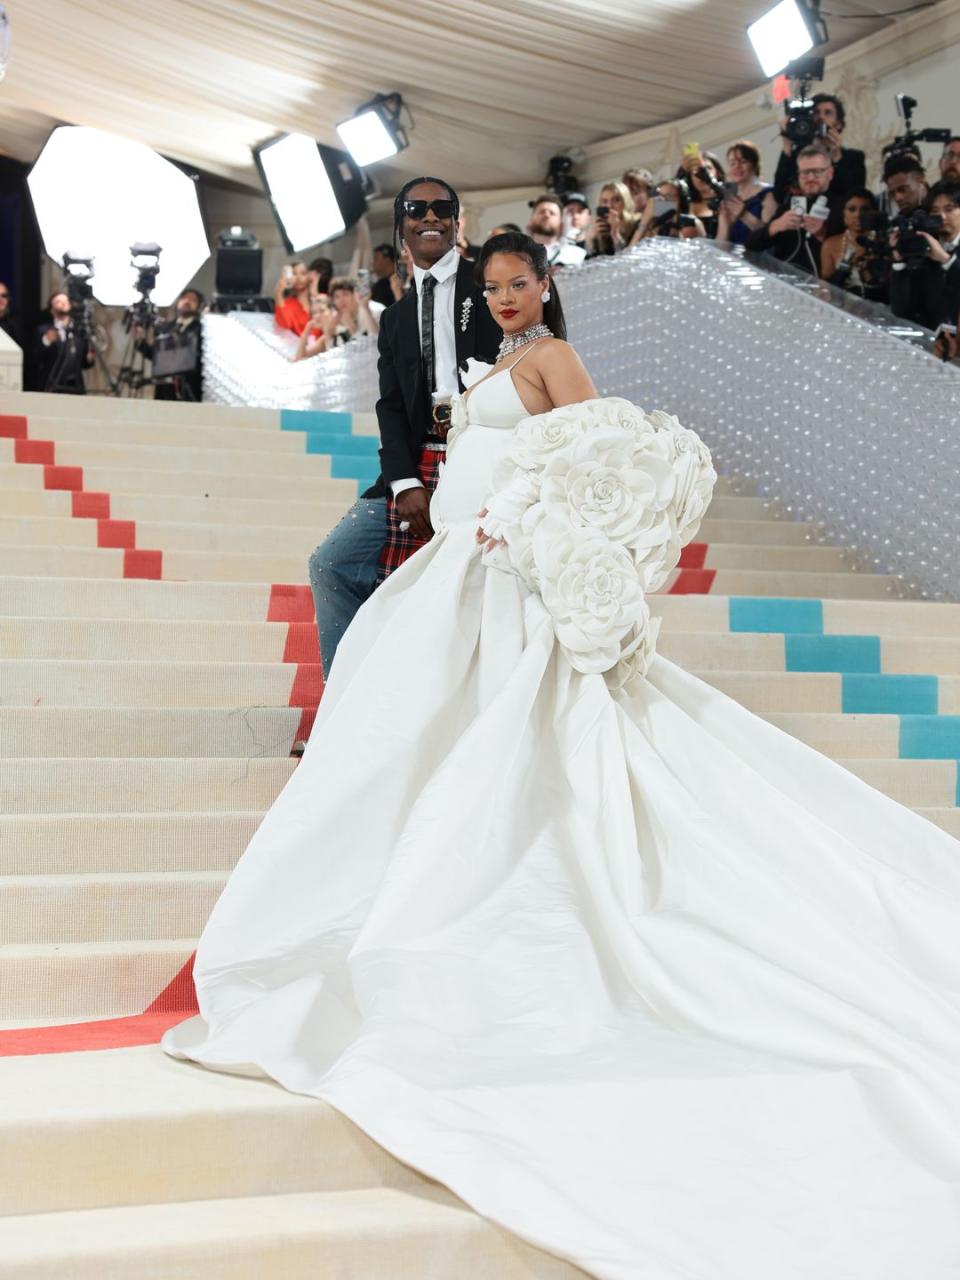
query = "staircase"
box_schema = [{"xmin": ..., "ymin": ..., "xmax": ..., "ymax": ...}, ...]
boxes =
[{"xmin": 0, "ymin": 389, "xmax": 956, "ymax": 1276}]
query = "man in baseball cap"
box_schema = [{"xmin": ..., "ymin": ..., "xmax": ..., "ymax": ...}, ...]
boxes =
[{"xmin": 562, "ymin": 191, "xmax": 592, "ymax": 248}]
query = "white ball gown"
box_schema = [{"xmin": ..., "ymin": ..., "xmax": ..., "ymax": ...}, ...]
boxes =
[{"xmin": 164, "ymin": 360, "xmax": 960, "ymax": 1280}]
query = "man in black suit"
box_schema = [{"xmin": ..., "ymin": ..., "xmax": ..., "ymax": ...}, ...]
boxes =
[{"xmin": 308, "ymin": 176, "xmax": 501, "ymax": 679}]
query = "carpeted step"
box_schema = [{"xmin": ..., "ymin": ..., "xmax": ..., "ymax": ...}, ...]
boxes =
[
  {"xmin": 0, "ymin": 758, "xmax": 296, "ymax": 814},
  {"xmin": 0, "ymin": 391, "xmax": 280, "ymax": 429},
  {"xmin": 0, "ymin": 436, "xmax": 336, "ymax": 479},
  {"xmin": 693, "ymin": 669, "xmax": 960, "ymax": 714},
  {"xmin": 0, "ymin": 707, "xmax": 300, "ymax": 758},
  {"xmin": 651, "ymin": 595, "xmax": 960, "ymax": 637},
  {"xmin": 697, "ymin": 517, "xmax": 821, "ymax": 546},
  {"xmin": 0, "ymin": 577, "xmax": 280, "ymax": 621},
  {"xmin": 836, "ymin": 758, "xmax": 958, "ymax": 807},
  {"xmin": 0, "ymin": 872, "xmax": 227, "ymax": 944},
  {"xmin": 917, "ymin": 808, "xmax": 960, "ymax": 837},
  {"xmin": 20, "ymin": 417, "xmax": 312, "ymax": 453},
  {"xmin": 0, "ymin": 487, "xmax": 352, "ymax": 529},
  {"xmin": 702, "ymin": 570, "xmax": 897, "ymax": 600},
  {"xmin": 661, "ymin": 631, "xmax": 960, "ymax": 675},
  {"xmin": 0, "ymin": 1187, "xmax": 586, "ymax": 1280},
  {"xmin": 0, "ymin": 813, "xmax": 264, "ymax": 875},
  {"xmin": 761, "ymin": 712, "xmax": 901, "ymax": 757},
  {"xmin": 0, "ymin": 1046, "xmax": 437, "ymax": 1215},
  {"xmin": 1, "ymin": 659, "xmax": 305, "ymax": 707},
  {"xmin": 0, "ymin": 618, "xmax": 290, "ymax": 662},
  {"xmin": 0, "ymin": 940, "xmax": 194, "ymax": 1019}
]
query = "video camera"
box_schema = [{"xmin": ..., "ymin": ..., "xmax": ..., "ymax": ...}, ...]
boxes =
[
  {"xmin": 124, "ymin": 243, "xmax": 162, "ymax": 334},
  {"xmin": 858, "ymin": 207, "xmax": 945, "ymax": 271},
  {"xmin": 882, "ymin": 94, "xmax": 952, "ymax": 160},
  {"xmin": 62, "ymin": 254, "xmax": 95, "ymax": 307}
]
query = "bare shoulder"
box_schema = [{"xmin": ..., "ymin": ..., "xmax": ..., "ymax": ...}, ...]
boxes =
[{"xmin": 529, "ymin": 337, "xmax": 585, "ymax": 369}]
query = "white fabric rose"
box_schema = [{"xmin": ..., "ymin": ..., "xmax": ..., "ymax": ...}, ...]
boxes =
[
  {"xmin": 539, "ymin": 427, "xmax": 676, "ymax": 551},
  {"xmin": 532, "ymin": 518, "xmax": 648, "ymax": 673},
  {"xmin": 509, "ymin": 403, "xmax": 590, "ymax": 472}
]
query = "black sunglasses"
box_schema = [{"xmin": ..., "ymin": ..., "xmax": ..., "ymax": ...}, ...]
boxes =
[{"xmin": 402, "ymin": 199, "xmax": 456, "ymax": 220}]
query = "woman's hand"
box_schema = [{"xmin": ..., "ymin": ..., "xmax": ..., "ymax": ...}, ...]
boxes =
[
  {"xmin": 920, "ymin": 232, "xmax": 951, "ymax": 265},
  {"xmin": 475, "ymin": 508, "xmax": 503, "ymax": 551}
]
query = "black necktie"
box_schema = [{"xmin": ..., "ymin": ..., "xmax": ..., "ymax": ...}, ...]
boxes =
[{"xmin": 420, "ymin": 273, "xmax": 436, "ymax": 394}]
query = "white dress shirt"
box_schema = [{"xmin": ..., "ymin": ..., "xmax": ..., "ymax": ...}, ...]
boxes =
[{"xmin": 393, "ymin": 247, "xmax": 461, "ymax": 498}]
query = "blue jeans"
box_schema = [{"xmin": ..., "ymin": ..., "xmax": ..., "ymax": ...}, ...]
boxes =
[{"xmin": 309, "ymin": 497, "xmax": 387, "ymax": 680}]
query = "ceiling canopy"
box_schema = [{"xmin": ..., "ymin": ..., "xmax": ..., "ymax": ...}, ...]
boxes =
[{"xmin": 0, "ymin": 0, "xmax": 894, "ymax": 194}]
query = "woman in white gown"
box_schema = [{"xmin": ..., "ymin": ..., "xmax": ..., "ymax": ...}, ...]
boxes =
[{"xmin": 165, "ymin": 234, "xmax": 960, "ymax": 1280}]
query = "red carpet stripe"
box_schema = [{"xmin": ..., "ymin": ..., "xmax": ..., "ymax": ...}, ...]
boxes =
[
  {"xmin": 668, "ymin": 567, "xmax": 717, "ymax": 594},
  {"xmin": 1, "ymin": 413, "xmax": 163, "ymax": 578}
]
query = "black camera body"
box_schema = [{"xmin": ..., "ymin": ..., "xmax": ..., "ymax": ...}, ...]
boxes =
[
  {"xmin": 883, "ymin": 93, "xmax": 952, "ymax": 161},
  {"xmin": 784, "ymin": 99, "xmax": 828, "ymax": 150},
  {"xmin": 859, "ymin": 208, "xmax": 945, "ymax": 271},
  {"xmin": 693, "ymin": 165, "xmax": 725, "ymax": 203}
]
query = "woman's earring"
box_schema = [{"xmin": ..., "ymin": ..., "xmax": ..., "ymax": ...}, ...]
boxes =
[{"xmin": 541, "ymin": 288, "xmax": 551, "ymax": 303}]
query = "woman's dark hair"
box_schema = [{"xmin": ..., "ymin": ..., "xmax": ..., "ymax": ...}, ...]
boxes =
[
  {"xmin": 675, "ymin": 151, "xmax": 726, "ymax": 186},
  {"xmin": 727, "ymin": 140, "xmax": 762, "ymax": 177},
  {"xmin": 474, "ymin": 232, "xmax": 567, "ymax": 341},
  {"xmin": 842, "ymin": 188, "xmax": 876, "ymax": 208},
  {"xmin": 392, "ymin": 176, "xmax": 461, "ymax": 255}
]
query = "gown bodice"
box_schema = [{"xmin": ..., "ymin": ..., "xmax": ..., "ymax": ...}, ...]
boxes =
[{"xmin": 430, "ymin": 364, "xmax": 531, "ymax": 531}]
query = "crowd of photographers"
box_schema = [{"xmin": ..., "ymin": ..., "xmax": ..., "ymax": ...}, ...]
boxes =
[{"xmin": 524, "ymin": 92, "xmax": 959, "ymax": 352}]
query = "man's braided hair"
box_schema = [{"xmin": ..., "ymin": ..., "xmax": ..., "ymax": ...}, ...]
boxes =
[{"xmin": 392, "ymin": 176, "xmax": 461, "ymax": 257}]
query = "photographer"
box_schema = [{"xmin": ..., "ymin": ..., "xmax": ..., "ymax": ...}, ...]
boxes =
[
  {"xmin": 889, "ymin": 181, "xmax": 960, "ymax": 331},
  {"xmin": 773, "ymin": 93, "xmax": 866, "ymax": 205},
  {"xmin": 35, "ymin": 292, "xmax": 94, "ymax": 394},
  {"xmin": 819, "ymin": 189, "xmax": 889, "ymax": 302},
  {"xmin": 883, "ymin": 153, "xmax": 929, "ymax": 215},
  {"xmin": 274, "ymin": 260, "xmax": 312, "ymax": 335},
  {"xmin": 746, "ymin": 146, "xmax": 833, "ymax": 275},
  {"xmin": 562, "ymin": 192, "xmax": 593, "ymax": 250},
  {"xmin": 678, "ymin": 149, "xmax": 727, "ymax": 239},
  {"xmin": 622, "ymin": 168, "xmax": 655, "ymax": 218},
  {"xmin": 940, "ymin": 138, "xmax": 960, "ymax": 184},
  {"xmin": 587, "ymin": 181, "xmax": 639, "ymax": 255},
  {"xmin": 135, "ymin": 288, "xmax": 204, "ymax": 401},
  {"xmin": 631, "ymin": 178, "xmax": 706, "ymax": 243},
  {"xmin": 716, "ymin": 141, "xmax": 775, "ymax": 246}
]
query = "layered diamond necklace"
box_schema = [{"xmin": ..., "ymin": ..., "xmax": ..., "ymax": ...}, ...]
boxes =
[{"xmin": 498, "ymin": 323, "xmax": 552, "ymax": 361}]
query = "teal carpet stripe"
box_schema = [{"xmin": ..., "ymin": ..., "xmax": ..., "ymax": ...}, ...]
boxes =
[
  {"xmin": 280, "ymin": 409, "xmax": 353, "ymax": 435},
  {"xmin": 729, "ymin": 598, "xmax": 823, "ymax": 634},
  {"xmin": 785, "ymin": 634, "xmax": 881, "ymax": 673},
  {"xmin": 305, "ymin": 433, "xmax": 379, "ymax": 457},
  {"xmin": 899, "ymin": 715, "xmax": 960, "ymax": 760},
  {"xmin": 842, "ymin": 674, "xmax": 938, "ymax": 715},
  {"xmin": 331, "ymin": 456, "xmax": 380, "ymax": 486}
]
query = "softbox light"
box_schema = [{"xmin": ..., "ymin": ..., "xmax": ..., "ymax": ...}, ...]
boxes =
[
  {"xmin": 336, "ymin": 94, "xmax": 409, "ymax": 168},
  {"xmin": 27, "ymin": 126, "xmax": 209, "ymax": 307},
  {"xmin": 747, "ymin": 0, "xmax": 820, "ymax": 78},
  {"xmin": 253, "ymin": 134, "xmax": 367, "ymax": 254}
]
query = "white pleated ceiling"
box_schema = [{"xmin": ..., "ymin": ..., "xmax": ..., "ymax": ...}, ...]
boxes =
[{"xmin": 0, "ymin": 0, "xmax": 894, "ymax": 192}]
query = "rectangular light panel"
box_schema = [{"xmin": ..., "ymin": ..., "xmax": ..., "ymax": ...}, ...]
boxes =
[
  {"xmin": 256, "ymin": 133, "xmax": 345, "ymax": 252},
  {"xmin": 336, "ymin": 110, "xmax": 399, "ymax": 168},
  {"xmin": 747, "ymin": 0, "xmax": 815, "ymax": 77}
]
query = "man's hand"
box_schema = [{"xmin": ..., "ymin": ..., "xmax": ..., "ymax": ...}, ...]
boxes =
[
  {"xmin": 396, "ymin": 487, "xmax": 433, "ymax": 541},
  {"xmin": 41, "ymin": 327, "xmax": 60, "ymax": 347},
  {"xmin": 823, "ymin": 126, "xmax": 843, "ymax": 162},
  {"xmin": 802, "ymin": 215, "xmax": 826, "ymax": 237},
  {"xmin": 769, "ymin": 210, "xmax": 803, "ymax": 236}
]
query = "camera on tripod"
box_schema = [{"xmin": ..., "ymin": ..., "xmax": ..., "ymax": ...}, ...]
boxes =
[
  {"xmin": 883, "ymin": 93, "xmax": 952, "ymax": 160},
  {"xmin": 783, "ymin": 99, "xmax": 828, "ymax": 150},
  {"xmin": 123, "ymin": 243, "xmax": 162, "ymax": 334},
  {"xmin": 62, "ymin": 254, "xmax": 95, "ymax": 305}
]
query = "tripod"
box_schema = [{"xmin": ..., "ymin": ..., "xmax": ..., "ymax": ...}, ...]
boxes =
[
  {"xmin": 45, "ymin": 299, "xmax": 117, "ymax": 396},
  {"xmin": 115, "ymin": 294, "xmax": 159, "ymax": 398}
]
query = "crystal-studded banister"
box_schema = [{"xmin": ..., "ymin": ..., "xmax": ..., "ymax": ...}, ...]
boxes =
[{"xmin": 560, "ymin": 240, "xmax": 960, "ymax": 602}]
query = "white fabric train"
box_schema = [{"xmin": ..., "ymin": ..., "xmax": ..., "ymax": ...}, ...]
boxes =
[{"xmin": 164, "ymin": 368, "xmax": 960, "ymax": 1280}]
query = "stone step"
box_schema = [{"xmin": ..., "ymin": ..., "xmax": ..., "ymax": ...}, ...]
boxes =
[
  {"xmin": 0, "ymin": 940, "xmax": 193, "ymax": 1019},
  {"xmin": 0, "ymin": 812, "xmax": 264, "ymax": 875},
  {"xmin": 0, "ymin": 659, "xmax": 305, "ymax": 707},
  {"xmin": 0, "ymin": 758, "xmax": 295, "ymax": 814},
  {"xmin": 0, "ymin": 1186, "xmax": 584, "ymax": 1280},
  {"xmin": 0, "ymin": 706, "xmax": 301, "ymax": 758}
]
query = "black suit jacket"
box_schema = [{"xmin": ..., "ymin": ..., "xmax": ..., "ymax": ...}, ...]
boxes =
[
  {"xmin": 890, "ymin": 253, "xmax": 960, "ymax": 332},
  {"xmin": 773, "ymin": 147, "xmax": 867, "ymax": 207},
  {"xmin": 366, "ymin": 255, "xmax": 501, "ymax": 499}
]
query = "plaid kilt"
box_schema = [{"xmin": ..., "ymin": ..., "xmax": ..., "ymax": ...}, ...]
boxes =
[{"xmin": 377, "ymin": 442, "xmax": 445, "ymax": 582}]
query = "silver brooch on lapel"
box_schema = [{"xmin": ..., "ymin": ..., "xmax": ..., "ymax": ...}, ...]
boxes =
[{"xmin": 460, "ymin": 298, "xmax": 473, "ymax": 332}]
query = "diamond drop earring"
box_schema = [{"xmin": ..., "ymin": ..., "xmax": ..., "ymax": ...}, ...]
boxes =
[{"xmin": 541, "ymin": 288, "xmax": 551, "ymax": 303}]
